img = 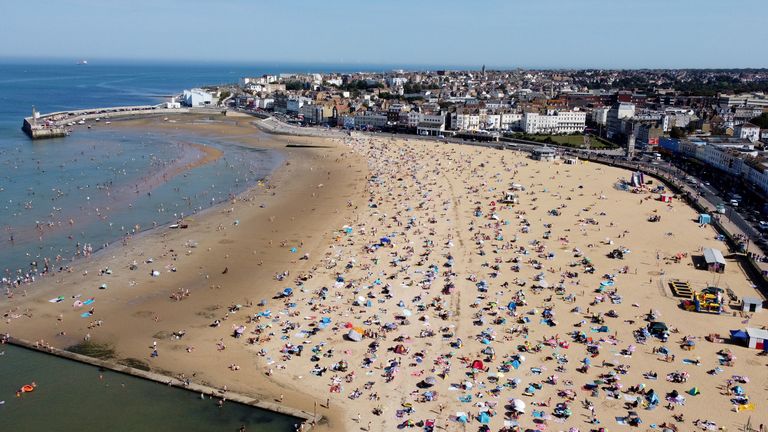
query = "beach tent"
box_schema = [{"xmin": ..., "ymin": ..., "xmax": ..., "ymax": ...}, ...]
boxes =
[
  {"xmin": 687, "ymin": 387, "xmax": 700, "ymax": 396},
  {"xmin": 511, "ymin": 398, "xmax": 525, "ymax": 413},
  {"xmin": 478, "ymin": 412, "xmax": 491, "ymax": 424},
  {"xmin": 347, "ymin": 329, "xmax": 363, "ymax": 342},
  {"xmin": 282, "ymin": 287, "xmax": 293, "ymax": 297},
  {"xmin": 698, "ymin": 214, "xmax": 711, "ymax": 224},
  {"xmin": 730, "ymin": 329, "xmax": 748, "ymax": 346},
  {"xmin": 646, "ymin": 391, "xmax": 660, "ymax": 406},
  {"xmin": 471, "ymin": 360, "xmax": 485, "ymax": 370}
]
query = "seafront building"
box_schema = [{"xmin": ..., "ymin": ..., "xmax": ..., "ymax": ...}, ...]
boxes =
[
  {"xmin": 223, "ymin": 68, "xmax": 767, "ymax": 193},
  {"xmin": 182, "ymin": 88, "xmax": 213, "ymax": 107}
]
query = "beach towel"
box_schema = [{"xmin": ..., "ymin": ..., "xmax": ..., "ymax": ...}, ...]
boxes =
[
  {"xmin": 49, "ymin": 296, "xmax": 65, "ymax": 303},
  {"xmin": 736, "ymin": 403, "xmax": 755, "ymax": 411}
]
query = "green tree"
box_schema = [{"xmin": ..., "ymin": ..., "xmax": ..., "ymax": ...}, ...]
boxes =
[
  {"xmin": 670, "ymin": 126, "xmax": 686, "ymax": 139},
  {"xmin": 750, "ymin": 113, "xmax": 768, "ymax": 129},
  {"xmin": 285, "ymin": 81, "xmax": 303, "ymax": 91}
]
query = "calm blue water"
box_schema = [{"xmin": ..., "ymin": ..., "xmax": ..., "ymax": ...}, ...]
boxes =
[{"xmin": 0, "ymin": 63, "xmax": 316, "ymax": 283}]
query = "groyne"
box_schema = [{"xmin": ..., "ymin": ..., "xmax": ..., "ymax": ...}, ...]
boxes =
[{"xmin": 4, "ymin": 336, "xmax": 320, "ymax": 428}]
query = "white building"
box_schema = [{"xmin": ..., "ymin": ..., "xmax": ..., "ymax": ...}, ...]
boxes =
[
  {"xmin": 286, "ymin": 97, "xmax": 312, "ymax": 114},
  {"xmin": 718, "ymin": 93, "xmax": 768, "ymax": 109},
  {"xmin": 182, "ymin": 88, "xmax": 213, "ymax": 107},
  {"xmin": 326, "ymin": 77, "xmax": 343, "ymax": 87},
  {"xmin": 400, "ymin": 111, "xmax": 422, "ymax": 128},
  {"xmin": 354, "ymin": 112, "xmax": 388, "ymax": 129},
  {"xmin": 523, "ymin": 110, "xmax": 587, "ymax": 134},
  {"xmin": 695, "ymin": 139, "xmax": 757, "ymax": 176},
  {"xmin": 452, "ymin": 110, "xmax": 481, "ymax": 131},
  {"xmin": 387, "ymin": 77, "xmax": 408, "ymax": 87},
  {"xmin": 501, "ymin": 112, "xmax": 523, "ymax": 131},
  {"xmin": 615, "ymin": 103, "xmax": 636, "ymax": 120},
  {"xmin": 164, "ymin": 97, "xmax": 181, "ymax": 109},
  {"xmin": 735, "ymin": 123, "xmax": 761, "ymax": 143},
  {"xmin": 743, "ymin": 160, "xmax": 768, "ymax": 196},
  {"xmin": 255, "ymin": 98, "xmax": 274, "ymax": 109},
  {"xmin": 592, "ymin": 107, "xmax": 609, "ymax": 125}
]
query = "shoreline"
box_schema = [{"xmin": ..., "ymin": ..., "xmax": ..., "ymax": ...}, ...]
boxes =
[
  {"xmin": 4, "ymin": 113, "xmax": 368, "ymax": 431},
  {"xmin": 2, "ymin": 121, "xmax": 265, "ymax": 293}
]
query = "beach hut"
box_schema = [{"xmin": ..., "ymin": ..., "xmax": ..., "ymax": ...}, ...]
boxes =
[
  {"xmin": 659, "ymin": 194, "xmax": 673, "ymax": 203},
  {"xmin": 745, "ymin": 327, "xmax": 768, "ymax": 350},
  {"xmin": 742, "ymin": 297, "xmax": 762, "ymax": 313},
  {"xmin": 698, "ymin": 213, "xmax": 711, "ymax": 224},
  {"xmin": 702, "ymin": 248, "xmax": 726, "ymax": 273}
]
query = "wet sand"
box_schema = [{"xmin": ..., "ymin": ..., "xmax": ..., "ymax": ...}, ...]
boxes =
[{"xmin": 4, "ymin": 123, "xmax": 767, "ymax": 432}]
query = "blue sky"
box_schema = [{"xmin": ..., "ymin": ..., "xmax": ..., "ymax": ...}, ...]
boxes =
[{"xmin": 2, "ymin": 0, "xmax": 766, "ymax": 68}]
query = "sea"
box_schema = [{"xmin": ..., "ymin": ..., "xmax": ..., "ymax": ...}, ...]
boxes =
[
  {"xmin": 0, "ymin": 61, "xmax": 399, "ymax": 285},
  {"xmin": 0, "ymin": 60, "xmax": 392, "ymax": 431}
]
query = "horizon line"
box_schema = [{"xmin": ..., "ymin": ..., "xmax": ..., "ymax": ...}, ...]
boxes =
[{"xmin": 1, "ymin": 56, "xmax": 768, "ymax": 72}]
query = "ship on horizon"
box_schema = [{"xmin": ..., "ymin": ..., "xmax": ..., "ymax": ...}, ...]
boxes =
[{"xmin": 77, "ymin": 59, "xmax": 88, "ymax": 65}]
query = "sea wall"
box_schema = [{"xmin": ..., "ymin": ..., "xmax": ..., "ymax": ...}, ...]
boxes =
[{"xmin": 22, "ymin": 105, "xmax": 196, "ymax": 140}]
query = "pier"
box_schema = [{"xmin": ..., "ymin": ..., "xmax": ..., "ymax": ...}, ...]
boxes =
[{"xmin": 22, "ymin": 105, "xmax": 192, "ymax": 140}]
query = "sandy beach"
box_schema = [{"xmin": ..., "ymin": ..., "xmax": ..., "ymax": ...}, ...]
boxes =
[{"xmin": 4, "ymin": 116, "xmax": 767, "ymax": 432}]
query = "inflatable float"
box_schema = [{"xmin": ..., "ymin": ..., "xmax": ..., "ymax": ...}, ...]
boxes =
[{"xmin": 18, "ymin": 384, "xmax": 36, "ymax": 394}]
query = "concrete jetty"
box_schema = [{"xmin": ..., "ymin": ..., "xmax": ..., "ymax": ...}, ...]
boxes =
[
  {"xmin": 5, "ymin": 336, "xmax": 320, "ymax": 428},
  {"xmin": 22, "ymin": 105, "xmax": 192, "ymax": 140}
]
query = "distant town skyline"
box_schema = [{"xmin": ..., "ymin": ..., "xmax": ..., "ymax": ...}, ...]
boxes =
[{"xmin": 3, "ymin": 0, "xmax": 767, "ymax": 69}]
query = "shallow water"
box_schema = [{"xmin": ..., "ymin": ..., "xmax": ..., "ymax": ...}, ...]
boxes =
[
  {"xmin": 0, "ymin": 127, "xmax": 282, "ymax": 281},
  {"xmin": 0, "ymin": 345, "xmax": 298, "ymax": 431}
]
